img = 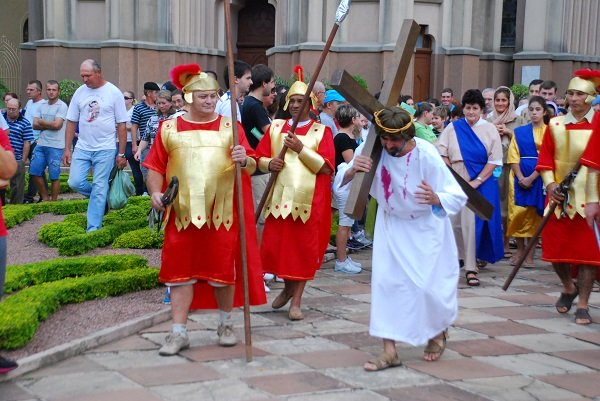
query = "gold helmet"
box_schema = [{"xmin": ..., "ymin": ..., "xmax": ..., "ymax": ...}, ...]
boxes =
[
  {"xmin": 569, "ymin": 69, "xmax": 600, "ymax": 104},
  {"xmin": 170, "ymin": 63, "xmax": 220, "ymax": 104}
]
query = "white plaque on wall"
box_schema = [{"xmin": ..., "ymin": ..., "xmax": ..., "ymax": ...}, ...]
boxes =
[{"xmin": 521, "ymin": 66, "xmax": 541, "ymax": 85}]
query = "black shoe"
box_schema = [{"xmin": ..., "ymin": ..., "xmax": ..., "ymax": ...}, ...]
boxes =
[
  {"xmin": 347, "ymin": 238, "xmax": 366, "ymax": 250},
  {"xmin": 0, "ymin": 355, "xmax": 18, "ymax": 374}
]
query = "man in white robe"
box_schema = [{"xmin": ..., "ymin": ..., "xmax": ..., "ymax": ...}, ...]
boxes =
[{"xmin": 338, "ymin": 106, "xmax": 467, "ymax": 371}]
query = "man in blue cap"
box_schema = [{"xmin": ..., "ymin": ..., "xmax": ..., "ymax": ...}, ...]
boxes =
[{"xmin": 320, "ymin": 89, "xmax": 346, "ymax": 137}]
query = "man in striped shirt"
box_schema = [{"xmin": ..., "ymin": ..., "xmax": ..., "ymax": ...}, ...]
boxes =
[{"xmin": 3, "ymin": 98, "xmax": 34, "ymax": 203}]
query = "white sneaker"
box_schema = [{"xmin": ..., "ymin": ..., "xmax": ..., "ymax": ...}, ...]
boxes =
[
  {"xmin": 217, "ymin": 323, "xmax": 238, "ymax": 347},
  {"xmin": 264, "ymin": 282, "xmax": 271, "ymax": 293},
  {"xmin": 353, "ymin": 230, "xmax": 373, "ymax": 247},
  {"xmin": 334, "ymin": 258, "xmax": 362, "ymax": 274},
  {"xmin": 159, "ymin": 332, "xmax": 190, "ymax": 356},
  {"xmin": 263, "ymin": 273, "xmax": 275, "ymax": 281},
  {"xmin": 346, "ymin": 256, "xmax": 362, "ymax": 269}
]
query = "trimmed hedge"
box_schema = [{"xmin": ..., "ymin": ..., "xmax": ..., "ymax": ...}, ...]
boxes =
[
  {"xmin": 113, "ymin": 228, "xmax": 164, "ymax": 249},
  {"xmin": 56, "ymin": 218, "xmax": 148, "ymax": 256},
  {"xmin": 4, "ymin": 255, "xmax": 148, "ymax": 294},
  {"xmin": 38, "ymin": 222, "xmax": 86, "ymax": 247},
  {"xmin": 62, "ymin": 213, "xmax": 87, "ymax": 228},
  {"xmin": 2, "ymin": 199, "xmax": 89, "ymax": 229},
  {"xmin": 0, "ymin": 267, "xmax": 159, "ymax": 349}
]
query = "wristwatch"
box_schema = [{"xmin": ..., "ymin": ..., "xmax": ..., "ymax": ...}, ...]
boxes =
[
  {"xmin": 476, "ymin": 176, "xmax": 484, "ymax": 182},
  {"xmin": 117, "ymin": 153, "xmax": 126, "ymax": 158}
]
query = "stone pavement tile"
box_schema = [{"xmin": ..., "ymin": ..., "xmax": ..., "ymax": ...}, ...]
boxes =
[
  {"xmin": 309, "ymin": 299, "xmax": 370, "ymax": 316},
  {"xmin": 498, "ymin": 333, "xmax": 599, "ymax": 353},
  {"xmin": 119, "ymin": 362, "xmax": 222, "ymax": 386},
  {"xmin": 140, "ymin": 319, "xmax": 205, "ymax": 333},
  {"xmin": 21, "ymin": 355, "xmax": 106, "ymax": 379},
  {"xmin": 253, "ymin": 336, "xmax": 349, "ymax": 355},
  {"xmin": 511, "ymin": 284, "xmax": 561, "ymax": 294},
  {"xmin": 188, "ymin": 311, "xmax": 276, "ymax": 328},
  {"xmin": 457, "ymin": 321, "xmax": 548, "ymax": 337},
  {"xmin": 452, "ymin": 376, "xmax": 587, "ymax": 401},
  {"xmin": 552, "ymin": 350, "xmax": 600, "ymax": 370},
  {"xmin": 204, "ymin": 355, "xmax": 311, "ymax": 378},
  {"xmin": 517, "ymin": 317, "xmax": 599, "ymax": 335},
  {"xmin": 316, "ymin": 284, "xmax": 371, "ymax": 295},
  {"xmin": 85, "ymin": 350, "xmax": 188, "ymax": 369},
  {"xmin": 260, "ymin": 309, "xmax": 330, "ymax": 325},
  {"xmin": 447, "ymin": 338, "xmax": 530, "ymax": 357},
  {"xmin": 376, "ymin": 383, "xmax": 494, "ymax": 401},
  {"xmin": 301, "ymin": 295, "xmax": 363, "ymax": 308},
  {"xmin": 538, "ymin": 372, "xmax": 600, "ymax": 398},
  {"xmin": 344, "ymin": 293, "xmax": 372, "ymax": 303},
  {"xmin": 286, "ymin": 389, "xmax": 389, "ymax": 401},
  {"xmin": 568, "ymin": 331, "xmax": 600, "ymax": 346},
  {"xmin": 474, "ymin": 353, "xmax": 594, "ymax": 376},
  {"xmin": 462, "ymin": 286, "xmax": 525, "ymax": 297},
  {"xmin": 339, "ymin": 311, "xmax": 371, "ymax": 325},
  {"xmin": 458, "ymin": 296, "xmax": 522, "ymax": 309},
  {"xmin": 0, "ymin": 381, "xmax": 33, "ymax": 401},
  {"xmin": 243, "ymin": 371, "xmax": 348, "ymax": 396},
  {"xmin": 142, "ymin": 328, "xmax": 221, "ymax": 348},
  {"xmin": 53, "ymin": 388, "xmax": 164, "ymax": 401},
  {"xmin": 251, "ymin": 325, "xmax": 308, "ymax": 341},
  {"xmin": 322, "ymin": 331, "xmax": 383, "ymax": 349},
  {"xmin": 322, "ymin": 365, "xmax": 439, "ymax": 390},
  {"xmin": 495, "ymin": 293, "xmax": 558, "ymax": 306},
  {"xmin": 151, "ymin": 378, "xmax": 271, "ymax": 401},
  {"xmin": 405, "ymin": 358, "xmax": 514, "ymax": 380},
  {"xmin": 288, "ymin": 349, "xmax": 373, "ymax": 369},
  {"xmin": 88, "ymin": 334, "xmax": 158, "ymax": 352},
  {"xmin": 291, "ymin": 319, "xmax": 368, "ymax": 336},
  {"xmin": 454, "ymin": 309, "xmax": 507, "ymax": 324},
  {"xmin": 180, "ymin": 343, "xmax": 269, "ymax": 362},
  {"xmin": 484, "ymin": 306, "xmax": 558, "ymax": 320},
  {"xmin": 447, "ymin": 326, "xmax": 489, "ymax": 341},
  {"xmin": 20, "ymin": 371, "xmax": 140, "ymax": 400}
]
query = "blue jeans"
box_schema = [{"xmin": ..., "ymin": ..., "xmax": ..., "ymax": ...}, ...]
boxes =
[
  {"xmin": 68, "ymin": 148, "xmax": 115, "ymax": 232},
  {"xmin": 117, "ymin": 142, "xmax": 145, "ymax": 195}
]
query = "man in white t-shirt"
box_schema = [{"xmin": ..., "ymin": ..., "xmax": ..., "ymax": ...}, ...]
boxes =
[
  {"xmin": 31, "ymin": 80, "xmax": 68, "ymax": 201},
  {"xmin": 215, "ymin": 60, "xmax": 252, "ymax": 122},
  {"xmin": 23, "ymin": 80, "xmax": 46, "ymax": 203},
  {"xmin": 62, "ymin": 59, "xmax": 128, "ymax": 232}
]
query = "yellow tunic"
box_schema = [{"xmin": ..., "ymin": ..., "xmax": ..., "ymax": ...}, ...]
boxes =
[{"xmin": 506, "ymin": 124, "xmax": 545, "ymax": 237}]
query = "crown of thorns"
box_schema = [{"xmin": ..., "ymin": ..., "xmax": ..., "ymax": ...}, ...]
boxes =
[{"xmin": 373, "ymin": 109, "xmax": 414, "ymax": 134}]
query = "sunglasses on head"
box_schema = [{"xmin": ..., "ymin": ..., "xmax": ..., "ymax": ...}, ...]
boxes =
[{"xmin": 124, "ymin": 96, "xmax": 133, "ymax": 100}]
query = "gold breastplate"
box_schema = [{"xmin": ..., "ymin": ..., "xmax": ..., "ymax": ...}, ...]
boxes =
[
  {"xmin": 161, "ymin": 117, "xmax": 236, "ymax": 231},
  {"xmin": 547, "ymin": 116, "xmax": 593, "ymax": 219},
  {"xmin": 263, "ymin": 120, "xmax": 326, "ymax": 223}
]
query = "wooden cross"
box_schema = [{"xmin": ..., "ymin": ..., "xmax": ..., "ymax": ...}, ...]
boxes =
[{"xmin": 330, "ymin": 20, "xmax": 492, "ymax": 220}]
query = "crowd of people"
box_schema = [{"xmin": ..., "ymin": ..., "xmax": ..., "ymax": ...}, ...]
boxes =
[{"xmin": 1, "ymin": 58, "xmax": 599, "ymax": 374}]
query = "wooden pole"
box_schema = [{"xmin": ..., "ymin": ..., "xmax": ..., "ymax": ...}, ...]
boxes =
[
  {"xmin": 255, "ymin": 1, "xmax": 351, "ymax": 222},
  {"xmin": 223, "ymin": 0, "xmax": 252, "ymax": 362}
]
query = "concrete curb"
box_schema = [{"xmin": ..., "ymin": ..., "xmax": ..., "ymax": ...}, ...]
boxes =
[{"xmin": 1, "ymin": 307, "xmax": 171, "ymax": 381}]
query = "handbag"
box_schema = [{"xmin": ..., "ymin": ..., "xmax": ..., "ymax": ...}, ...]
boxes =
[{"xmin": 107, "ymin": 166, "xmax": 135, "ymax": 210}]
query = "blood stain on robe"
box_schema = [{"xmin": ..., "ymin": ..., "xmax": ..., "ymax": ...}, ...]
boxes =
[{"xmin": 381, "ymin": 165, "xmax": 393, "ymax": 203}]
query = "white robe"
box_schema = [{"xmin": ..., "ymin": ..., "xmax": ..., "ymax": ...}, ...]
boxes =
[{"xmin": 340, "ymin": 138, "xmax": 467, "ymax": 346}]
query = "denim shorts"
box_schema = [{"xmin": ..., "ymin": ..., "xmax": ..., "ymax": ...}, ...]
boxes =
[{"xmin": 30, "ymin": 145, "xmax": 63, "ymax": 180}]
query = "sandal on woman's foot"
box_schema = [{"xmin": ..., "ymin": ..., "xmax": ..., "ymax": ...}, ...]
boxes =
[
  {"xmin": 364, "ymin": 353, "xmax": 402, "ymax": 372},
  {"xmin": 424, "ymin": 331, "xmax": 448, "ymax": 362},
  {"xmin": 272, "ymin": 291, "xmax": 292, "ymax": 309},
  {"xmin": 466, "ymin": 271, "xmax": 480, "ymax": 287},
  {"xmin": 555, "ymin": 288, "xmax": 578, "ymax": 314},
  {"xmin": 574, "ymin": 308, "xmax": 592, "ymax": 325},
  {"xmin": 288, "ymin": 306, "xmax": 304, "ymax": 321}
]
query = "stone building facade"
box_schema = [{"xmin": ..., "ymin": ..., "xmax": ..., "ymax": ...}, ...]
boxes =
[{"xmin": 1, "ymin": 0, "xmax": 599, "ymax": 101}]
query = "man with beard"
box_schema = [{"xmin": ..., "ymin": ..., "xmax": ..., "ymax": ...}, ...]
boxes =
[{"xmin": 338, "ymin": 106, "xmax": 467, "ymax": 370}]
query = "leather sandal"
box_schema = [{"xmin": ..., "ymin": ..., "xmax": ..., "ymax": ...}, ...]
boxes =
[
  {"xmin": 423, "ymin": 330, "xmax": 448, "ymax": 362},
  {"xmin": 574, "ymin": 308, "xmax": 592, "ymax": 325},
  {"xmin": 272, "ymin": 290, "xmax": 292, "ymax": 309},
  {"xmin": 288, "ymin": 306, "xmax": 304, "ymax": 321},
  {"xmin": 555, "ymin": 287, "xmax": 578, "ymax": 314},
  {"xmin": 364, "ymin": 353, "xmax": 402, "ymax": 372},
  {"xmin": 466, "ymin": 271, "xmax": 480, "ymax": 287}
]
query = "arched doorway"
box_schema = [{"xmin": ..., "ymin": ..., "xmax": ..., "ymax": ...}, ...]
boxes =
[
  {"xmin": 413, "ymin": 26, "xmax": 433, "ymax": 101},
  {"xmin": 237, "ymin": 0, "xmax": 275, "ymax": 66}
]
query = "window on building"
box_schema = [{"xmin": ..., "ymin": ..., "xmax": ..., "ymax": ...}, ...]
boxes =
[{"xmin": 501, "ymin": 0, "xmax": 517, "ymax": 48}]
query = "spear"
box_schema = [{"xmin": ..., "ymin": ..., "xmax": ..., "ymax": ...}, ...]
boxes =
[
  {"xmin": 255, "ymin": 0, "xmax": 352, "ymax": 222},
  {"xmin": 223, "ymin": 0, "xmax": 252, "ymax": 362}
]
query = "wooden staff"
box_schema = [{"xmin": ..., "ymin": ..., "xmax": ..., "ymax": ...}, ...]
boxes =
[
  {"xmin": 223, "ymin": 0, "xmax": 252, "ymax": 362},
  {"xmin": 255, "ymin": 0, "xmax": 351, "ymax": 222}
]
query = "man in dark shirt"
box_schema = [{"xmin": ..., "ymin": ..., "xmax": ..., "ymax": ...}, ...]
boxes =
[{"xmin": 241, "ymin": 64, "xmax": 275, "ymax": 150}]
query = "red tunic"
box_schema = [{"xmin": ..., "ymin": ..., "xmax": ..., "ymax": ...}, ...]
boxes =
[
  {"xmin": 581, "ymin": 111, "xmax": 600, "ymax": 170},
  {"xmin": 0, "ymin": 127, "xmax": 13, "ymax": 236},
  {"xmin": 536, "ymin": 119, "xmax": 600, "ymax": 267},
  {"xmin": 144, "ymin": 116, "xmax": 266, "ymax": 309},
  {"xmin": 256, "ymin": 120, "xmax": 335, "ymax": 280}
]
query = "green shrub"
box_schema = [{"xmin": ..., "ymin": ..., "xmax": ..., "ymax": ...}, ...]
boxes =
[
  {"xmin": 62, "ymin": 213, "xmax": 87, "ymax": 228},
  {"xmin": 37, "ymin": 222, "xmax": 86, "ymax": 247},
  {"xmin": 59, "ymin": 79, "xmax": 82, "ymax": 104},
  {"xmin": 0, "ymin": 268, "xmax": 158, "ymax": 349},
  {"xmin": 2, "ymin": 205, "xmax": 35, "ymax": 229},
  {"xmin": 103, "ymin": 205, "xmax": 146, "ymax": 226},
  {"xmin": 511, "ymin": 83, "xmax": 529, "ymax": 103},
  {"xmin": 31, "ymin": 199, "xmax": 89, "ymax": 215},
  {"xmin": 127, "ymin": 196, "xmax": 151, "ymax": 209},
  {"xmin": 56, "ymin": 218, "xmax": 148, "ymax": 256},
  {"xmin": 4, "ymin": 255, "xmax": 148, "ymax": 294},
  {"xmin": 113, "ymin": 228, "xmax": 164, "ymax": 249}
]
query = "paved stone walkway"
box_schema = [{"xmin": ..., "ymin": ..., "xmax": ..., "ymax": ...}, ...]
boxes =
[{"xmin": 1, "ymin": 249, "xmax": 599, "ymax": 401}]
